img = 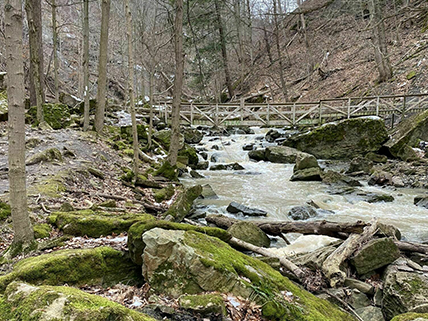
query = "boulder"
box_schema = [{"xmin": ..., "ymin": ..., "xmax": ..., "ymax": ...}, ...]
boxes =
[
  {"xmin": 162, "ymin": 185, "xmax": 202, "ymax": 222},
  {"xmin": 27, "ymin": 103, "xmax": 71, "ymax": 129},
  {"xmin": 195, "ymin": 161, "xmax": 209, "ymax": 170},
  {"xmin": 228, "ymin": 221, "xmax": 270, "ymax": 248},
  {"xmin": 383, "ymin": 258, "xmax": 428, "ymax": 320},
  {"xmin": 210, "ymin": 163, "xmax": 245, "ymax": 171},
  {"xmin": 49, "ymin": 210, "xmax": 154, "ymax": 238},
  {"xmin": 288, "ymin": 205, "xmax": 318, "ymax": 220},
  {"xmin": 178, "ymin": 293, "xmax": 226, "ymax": 317},
  {"xmin": 284, "ymin": 117, "xmax": 388, "ymax": 159},
  {"xmin": 141, "ymin": 228, "xmax": 354, "ymax": 320},
  {"xmin": 178, "ymin": 146, "xmax": 199, "ymax": 167},
  {"xmin": 391, "ymin": 313, "xmax": 428, "ymax": 321},
  {"xmin": 321, "ymin": 170, "xmax": 362, "ymax": 186},
  {"xmin": 265, "ymin": 129, "xmax": 282, "ymax": 142},
  {"xmin": 383, "ymin": 109, "xmax": 428, "ymax": 161},
  {"xmin": 201, "ymin": 184, "xmax": 218, "ymax": 199},
  {"xmin": 294, "ymin": 153, "xmax": 318, "ymax": 171},
  {"xmin": 265, "ymin": 146, "xmax": 303, "ymax": 163},
  {"xmin": 366, "ymin": 152, "xmax": 388, "ymax": 163},
  {"xmin": 127, "ymin": 220, "xmax": 231, "ymax": 265},
  {"xmin": 153, "ymin": 129, "xmax": 184, "ymax": 150},
  {"xmin": 0, "ymin": 282, "xmax": 154, "ymax": 321},
  {"xmin": 351, "ymin": 238, "xmax": 400, "ymax": 275},
  {"xmin": 242, "ymin": 144, "xmax": 254, "ymax": 151},
  {"xmin": 415, "ymin": 196, "xmax": 428, "ymax": 209},
  {"xmin": 59, "ymin": 91, "xmax": 82, "ymax": 108},
  {"xmin": 183, "ymin": 128, "xmax": 203, "ymax": 144},
  {"xmin": 344, "ymin": 278, "xmax": 375, "ymax": 295},
  {"xmin": 226, "ymin": 201, "xmax": 268, "ymax": 217},
  {"xmin": 347, "ymin": 156, "xmax": 373, "ymax": 174},
  {"xmin": 26, "ymin": 148, "xmax": 63, "ymax": 165},
  {"xmin": 354, "ymin": 306, "xmax": 385, "ymax": 321},
  {"xmin": 368, "ymin": 171, "xmax": 393, "ymax": 186},
  {"xmin": 290, "ymin": 167, "xmax": 323, "ymax": 181},
  {"xmin": 248, "ymin": 149, "xmax": 266, "ymax": 161},
  {"xmin": 0, "ymin": 247, "xmax": 142, "ymax": 292}
]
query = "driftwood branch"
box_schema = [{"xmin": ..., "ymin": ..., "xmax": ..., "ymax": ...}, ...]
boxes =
[
  {"xmin": 395, "ymin": 240, "xmax": 428, "ymax": 255},
  {"xmin": 322, "ymin": 219, "xmax": 378, "ymax": 287},
  {"xmin": 230, "ymin": 237, "xmax": 305, "ymax": 281}
]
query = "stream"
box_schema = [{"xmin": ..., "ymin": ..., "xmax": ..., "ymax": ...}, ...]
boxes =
[{"xmin": 180, "ymin": 128, "xmax": 428, "ymax": 253}]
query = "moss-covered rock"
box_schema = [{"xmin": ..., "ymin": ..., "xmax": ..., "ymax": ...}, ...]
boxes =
[
  {"xmin": 29, "ymin": 171, "xmax": 67, "ymax": 198},
  {"xmin": 290, "ymin": 167, "xmax": 323, "ymax": 181},
  {"xmin": 321, "ymin": 170, "xmax": 362, "ymax": 187},
  {"xmin": 154, "ymin": 185, "xmax": 175, "ymax": 203},
  {"xmin": 179, "ymin": 293, "xmax": 226, "ymax": 317},
  {"xmin": 120, "ymin": 124, "xmax": 149, "ymax": 141},
  {"xmin": 33, "ymin": 223, "xmax": 51, "ymax": 239},
  {"xmin": 265, "ymin": 146, "xmax": 303, "ymax": 163},
  {"xmin": 0, "ymin": 202, "xmax": 11, "ymax": 220},
  {"xmin": 383, "ymin": 109, "xmax": 428, "ymax": 161},
  {"xmin": 228, "ymin": 221, "xmax": 270, "ymax": 248},
  {"xmin": 153, "ymin": 129, "xmax": 184, "ymax": 150},
  {"xmin": 178, "ymin": 146, "xmax": 199, "ymax": 167},
  {"xmin": 392, "ymin": 313, "xmax": 428, "ymax": 321},
  {"xmin": 284, "ymin": 117, "xmax": 388, "ymax": 159},
  {"xmin": 162, "ymin": 185, "xmax": 202, "ymax": 222},
  {"xmin": 0, "ymin": 247, "xmax": 143, "ymax": 292},
  {"xmin": 27, "ymin": 103, "xmax": 71, "ymax": 129},
  {"xmin": 248, "ymin": 149, "xmax": 266, "ymax": 161},
  {"xmin": 127, "ymin": 220, "xmax": 231, "ymax": 265},
  {"xmin": 182, "ymin": 128, "xmax": 203, "ymax": 144},
  {"xmin": 155, "ymin": 161, "xmax": 178, "ymax": 181},
  {"xmin": 26, "ymin": 147, "xmax": 63, "ymax": 165},
  {"xmin": 49, "ymin": 210, "xmax": 155, "ymax": 237},
  {"xmin": 0, "ymin": 282, "xmax": 155, "ymax": 321},
  {"xmin": 142, "ymin": 228, "xmax": 354, "ymax": 320}
]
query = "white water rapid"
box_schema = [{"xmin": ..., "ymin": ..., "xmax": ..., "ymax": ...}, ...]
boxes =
[{"xmin": 180, "ymin": 128, "xmax": 428, "ymax": 254}]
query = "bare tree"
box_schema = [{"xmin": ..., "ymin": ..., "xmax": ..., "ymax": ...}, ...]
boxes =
[
  {"xmin": 125, "ymin": 0, "xmax": 139, "ymax": 176},
  {"xmin": 82, "ymin": 0, "xmax": 90, "ymax": 131},
  {"xmin": 25, "ymin": 0, "xmax": 45, "ymax": 123},
  {"xmin": 51, "ymin": 0, "xmax": 59, "ymax": 102},
  {"xmin": 95, "ymin": 0, "xmax": 111, "ymax": 133},
  {"xmin": 5, "ymin": 0, "xmax": 35, "ymax": 255},
  {"xmin": 273, "ymin": 0, "xmax": 287, "ymax": 99},
  {"xmin": 168, "ymin": 0, "xmax": 184, "ymax": 166}
]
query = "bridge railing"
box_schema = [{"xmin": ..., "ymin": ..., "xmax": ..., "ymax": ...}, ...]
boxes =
[{"xmin": 143, "ymin": 93, "xmax": 428, "ymax": 127}]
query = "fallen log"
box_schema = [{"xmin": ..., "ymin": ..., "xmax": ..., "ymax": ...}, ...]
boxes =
[
  {"xmin": 229, "ymin": 237, "xmax": 305, "ymax": 281},
  {"xmin": 206, "ymin": 214, "xmax": 367, "ymax": 239},
  {"xmin": 322, "ymin": 219, "xmax": 378, "ymax": 287},
  {"xmin": 395, "ymin": 240, "xmax": 428, "ymax": 255}
]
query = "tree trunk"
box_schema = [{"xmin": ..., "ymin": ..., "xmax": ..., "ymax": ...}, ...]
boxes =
[
  {"xmin": 82, "ymin": 0, "xmax": 90, "ymax": 131},
  {"xmin": 148, "ymin": 69, "xmax": 154, "ymax": 149},
  {"xmin": 167, "ymin": 0, "xmax": 184, "ymax": 167},
  {"xmin": 125, "ymin": 0, "xmax": 139, "ymax": 176},
  {"xmin": 297, "ymin": 0, "xmax": 314, "ymax": 74},
  {"xmin": 95, "ymin": 0, "xmax": 111, "ymax": 133},
  {"xmin": 25, "ymin": 0, "xmax": 44, "ymax": 123},
  {"xmin": 51, "ymin": 0, "xmax": 59, "ymax": 102},
  {"xmin": 214, "ymin": 0, "xmax": 234, "ymax": 100},
  {"xmin": 5, "ymin": 0, "xmax": 35, "ymax": 249},
  {"xmin": 273, "ymin": 0, "xmax": 288, "ymax": 100},
  {"xmin": 370, "ymin": 0, "xmax": 392, "ymax": 82}
]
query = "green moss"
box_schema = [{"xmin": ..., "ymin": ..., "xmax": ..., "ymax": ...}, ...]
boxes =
[
  {"xmin": 406, "ymin": 71, "xmax": 417, "ymax": 80},
  {"xmin": 154, "ymin": 185, "xmax": 175, "ymax": 203},
  {"xmin": 179, "ymin": 293, "xmax": 226, "ymax": 316},
  {"xmin": 120, "ymin": 124, "xmax": 148, "ymax": 141},
  {"xmin": 0, "ymin": 201, "xmax": 11, "ymax": 220},
  {"xmin": 162, "ymin": 185, "xmax": 202, "ymax": 221},
  {"xmin": 120, "ymin": 169, "xmax": 135, "ymax": 183},
  {"xmin": 0, "ymin": 247, "xmax": 143, "ymax": 293},
  {"xmin": 29, "ymin": 171, "xmax": 67, "ymax": 198},
  {"xmin": 49, "ymin": 210, "xmax": 155, "ymax": 237},
  {"xmin": 155, "ymin": 161, "xmax": 178, "ymax": 181},
  {"xmin": 33, "ymin": 223, "xmax": 51, "ymax": 239},
  {"xmin": 112, "ymin": 140, "xmax": 128, "ymax": 151},
  {"xmin": 127, "ymin": 220, "xmax": 231, "ymax": 265},
  {"xmin": 3, "ymin": 282, "xmax": 156, "ymax": 321},
  {"xmin": 122, "ymin": 148, "xmax": 134, "ymax": 157},
  {"xmin": 0, "ymin": 295, "xmax": 12, "ymax": 320},
  {"xmin": 178, "ymin": 146, "xmax": 199, "ymax": 166},
  {"xmin": 391, "ymin": 313, "xmax": 428, "ymax": 321},
  {"xmin": 183, "ymin": 231, "xmax": 354, "ymax": 321},
  {"xmin": 27, "ymin": 103, "xmax": 71, "ymax": 129}
]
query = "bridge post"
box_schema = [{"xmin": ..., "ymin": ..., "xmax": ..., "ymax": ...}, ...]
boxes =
[
  {"xmin": 215, "ymin": 103, "xmax": 219, "ymax": 126},
  {"xmin": 240, "ymin": 98, "xmax": 244, "ymax": 122},
  {"xmin": 267, "ymin": 103, "xmax": 270, "ymax": 125},
  {"xmin": 319, "ymin": 101, "xmax": 322, "ymax": 126},
  {"xmin": 376, "ymin": 97, "xmax": 380, "ymax": 116},
  {"xmin": 347, "ymin": 98, "xmax": 351, "ymax": 119},
  {"xmin": 292, "ymin": 103, "xmax": 296, "ymax": 126},
  {"xmin": 190, "ymin": 102, "xmax": 194, "ymax": 125},
  {"xmin": 402, "ymin": 97, "xmax": 406, "ymax": 117},
  {"xmin": 164, "ymin": 102, "xmax": 168, "ymax": 124}
]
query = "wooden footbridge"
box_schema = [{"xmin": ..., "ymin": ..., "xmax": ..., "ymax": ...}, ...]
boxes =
[{"xmin": 144, "ymin": 93, "xmax": 428, "ymax": 127}]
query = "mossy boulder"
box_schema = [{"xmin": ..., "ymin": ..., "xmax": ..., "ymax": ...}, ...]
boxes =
[
  {"xmin": 350, "ymin": 238, "xmax": 400, "ymax": 275},
  {"xmin": 178, "ymin": 146, "xmax": 199, "ymax": 167},
  {"xmin": 228, "ymin": 221, "xmax": 270, "ymax": 248},
  {"xmin": 0, "ymin": 247, "xmax": 143, "ymax": 292},
  {"xmin": 127, "ymin": 220, "xmax": 231, "ymax": 265},
  {"xmin": 59, "ymin": 91, "xmax": 81, "ymax": 107},
  {"xmin": 347, "ymin": 156, "xmax": 373, "ymax": 174},
  {"xmin": 383, "ymin": 109, "xmax": 428, "ymax": 161},
  {"xmin": 120, "ymin": 124, "xmax": 148, "ymax": 141},
  {"xmin": 162, "ymin": 185, "xmax": 202, "ymax": 222},
  {"xmin": 154, "ymin": 185, "xmax": 175, "ymax": 203},
  {"xmin": 27, "ymin": 103, "xmax": 71, "ymax": 129},
  {"xmin": 284, "ymin": 117, "xmax": 388, "ymax": 159},
  {"xmin": 26, "ymin": 147, "xmax": 63, "ymax": 165},
  {"xmin": 392, "ymin": 313, "xmax": 428, "ymax": 321},
  {"xmin": 183, "ymin": 128, "xmax": 203, "ymax": 144},
  {"xmin": 179, "ymin": 293, "xmax": 226, "ymax": 317},
  {"xmin": 265, "ymin": 146, "xmax": 303, "ymax": 163},
  {"xmin": 321, "ymin": 170, "xmax": 362, "ymax": 186},
  {"xmin": 383, "ymin": 258, "xmax": 428, "ymax": 320},
  {"xmin": 0, "ymin": 202, "xmax": 11, "ymax": 220},
  {"xmin": 48, "ymin": 210, "xmax": 155, "ymax": 237},
  {"xmin": 153, "ymin": 129, "xmax": 184, "ymax": 150},
  {"xmin": 290, "ymin": 167, "xmax": 323, "ymax": 181},
  {"xmin": 29, "ymin": 171, "xmax": 67, "ymax": 198},
  {"xmin": 33, "ymin": 223, "xmax": 51, "ymax": 239},
  {"xmin": 248, "ymin": 149, "xmax": 266, "ymax": 161},
  {"xmin": 0, "ymin": 282, "xmax": 155, "ymax": 321},
  {"xmin": 155, "ymin": 161, "xmax": 178, "ymax": 181},
  {"xmin": 142, "ymin": 228, "xmax": 354, "ymax": 320}
]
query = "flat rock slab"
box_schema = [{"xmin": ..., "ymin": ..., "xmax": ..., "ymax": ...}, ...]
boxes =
[{"xmin": 226, "ymin": 201, "xmax": 268, "ymax": 216}]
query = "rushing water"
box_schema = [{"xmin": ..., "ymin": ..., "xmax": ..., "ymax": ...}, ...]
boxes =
[{"xmin": 180, "ymin": 128, "xmax": 428, "ymax": 250}]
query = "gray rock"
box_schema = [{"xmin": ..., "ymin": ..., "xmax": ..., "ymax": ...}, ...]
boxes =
[
  {"xmin": 344, "ymin": 278, "xmax": 375, "ymax": 295},
  {"xmin": 248, "ymin": 149, "xmax": 266, "ymax": 161},
  {"xmin": 351, "ymin": 238, "xmax": 400, "ymax": 275},
  {"xmin": 210, "ymin": 163, "xmax": 245, "ymax": 171},
  {"xmin": 196, "ymin": 161, "xmax": 209, "ymax": 170},
  {"xmin": 288, "ymin": 205, "xmax": 318, "ymax": 220},
  {"xmin": 347, "ymin": 156, "xmax": 373, "ymax": 174},
  {"xmin": 242, "ymin": 144, "xmax": 254, "ymax": 151},
  {"xmin": 226, "ymin": 201, "xmax": 268, "ymax": 217},
  {"xmin": 294, "ymin": 153, "xmax": 319, "ymax": 171},
  {"xmin": 183, "ymin": 128, "xmax": 203, "ymax": 144},
  {"xmin": 265, "ymin": 146, "xmax": 303, "ymax": 163},
  {"xmin": 354, "ymin": 306, "xmax": 385, "ymax": 321},
  {"xmin": 290, "ymin": 167, "xmax": 323, "ymax": 181},
  {"xmin": 228, "ymin": 221, "xmax": 270, "ymax": 248},
  {"xmin": 368, "ymin": 171, "xmax": 393, "ymax": 186},
  {"xmin": 201, "ymin": 184, "xmax": 218, "ymax": 199},
  {"xmin": 322, "ymin": 170, "xmax": 363, "ymax": 187}
]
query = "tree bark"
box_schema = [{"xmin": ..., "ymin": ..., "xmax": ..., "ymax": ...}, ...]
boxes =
[
  {"xmin": 95, "ymin": 0, "xmax": 111, "ymax": 133},
  {"xmin": 273, "ymin": 0, "xmax": 288, "ymax": 100},
  {"xmin": 125, "ymin": 0, "xmax": 139, "ymax": 176},
  {"xmin": 206, "ymin": 214, "xmax": 368, "ymax": 239},
  {"xmin": 297, "ymin": 0, "xmax": 314, "ymax": 74},
  {"xmin": 25, "ymin": 0, "xmax": 44, "ymax": 122},
  {"xmin": 322, "ymin": 220, "xmax": 378, "ymax": 287},
  {"xmin": 214, "ymin": 0, "xmax": 234, "ymax": 100},
  {"xmin": 82, "ymin": 0, "xmax": 90, "ymax": 131},
  {"xmin": 51, "ymin": 0, "xmax": 59, "ymax": 102},
  {"xmin": 168, "ymin": 0, "xmax": 184, "ymax": 166},
  {"xmin": 5, "ymin": 0, "xmax": 35, "ymax": 247}
]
